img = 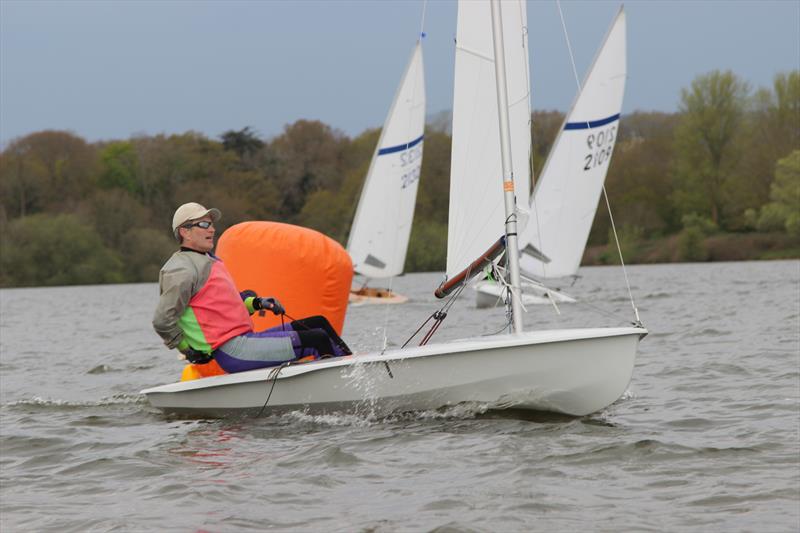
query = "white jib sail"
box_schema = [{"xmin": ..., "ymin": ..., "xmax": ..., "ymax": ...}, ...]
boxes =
[
  {"xmin": 520, "ymin": 8, "xmax": 627, "ymax": 280},
  {"xmin": 347, "ymin": 41, "xmax": 426, "ymax": 280},
  {"xmin": 446, "ymin": 0, "xmax": 531, "ymax": 279}
]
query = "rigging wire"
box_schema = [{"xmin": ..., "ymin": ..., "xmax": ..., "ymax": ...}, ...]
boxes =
[
  {"xmin": 555, "ymin": 0, "xmax": 640, "ymax": 324},
  {"xmin": 374, "ymin": 0, "xmax": 430, "ymax": 354},
  {"xmin": 402, "ymin": 275, "xmax": 467, "ymax": 348},
  {"xmin": 419, "ymin": 0, "xmax": 428, "ymax": 39}
]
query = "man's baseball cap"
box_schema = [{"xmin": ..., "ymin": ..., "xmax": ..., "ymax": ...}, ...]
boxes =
[{"xmin": 172, "ymin": 202, "xmax": 222, "ymax": 233}]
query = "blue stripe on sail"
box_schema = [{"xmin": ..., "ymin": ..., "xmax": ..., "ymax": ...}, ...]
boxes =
[
  {"xmin": 564, "ymin": 114, "xmax": 620, "ymax": 130},
  {"xmin": 377, "ymin": 134, "xmax": 424, "ymax": 155}
]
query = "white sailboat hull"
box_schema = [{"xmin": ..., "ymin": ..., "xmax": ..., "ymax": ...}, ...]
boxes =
[
  {"xmin": 474, "ymin": 279, "xmax": 577, "ymax": 308},
  {"xmin": 142, "ymin": 327, "xmax": 644, "ymax": 418}
]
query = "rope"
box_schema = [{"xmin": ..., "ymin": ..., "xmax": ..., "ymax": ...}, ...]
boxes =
[
  {"xmin": 256, "ymin": 362, "xmax": 290, "ymax": 417},
  {"xmin": 554, "ymin": 0, "xmax": 640, "ymax": 325},
  {"xmin": 556, "ymin": 1, "xmax": 583, "ymax": 96},
  {"xmin": 402, "ymin": 279, "xmax": 466, "ymax": 348}
]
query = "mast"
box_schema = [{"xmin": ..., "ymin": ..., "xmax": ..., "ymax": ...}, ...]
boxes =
[{"xmin": 490, "ymin": 0, "xmax": 524, "ymax": 333}]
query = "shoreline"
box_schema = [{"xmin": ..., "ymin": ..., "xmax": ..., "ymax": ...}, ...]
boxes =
[{"xmin": 582, "ymin": 231, "xmax": 799, "ymax": 266}]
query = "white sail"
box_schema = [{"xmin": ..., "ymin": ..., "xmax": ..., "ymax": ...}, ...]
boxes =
[
  {"xmin": 347, "ymin": 42, "xmax": 426, "ymax": 280},
  {"xmin": 520, "ymin": 8, "xmax": 627, "ymax": 279},
  {"xmin": 446, "ymin": 0, "xmax": 531, "ymax": 279}
]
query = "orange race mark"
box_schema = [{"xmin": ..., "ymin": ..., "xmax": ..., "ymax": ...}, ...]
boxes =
[{"xmin": 503, "ymin": 181, "xmax": 514, "ymax": 192}]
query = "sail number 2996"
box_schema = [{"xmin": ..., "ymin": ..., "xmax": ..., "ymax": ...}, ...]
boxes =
[{"xmin": 583, "ymin": 125, "xmax": 617, "ymax": 171}]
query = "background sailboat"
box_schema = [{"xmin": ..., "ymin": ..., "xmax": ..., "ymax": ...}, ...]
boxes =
[
  {"xmin": 347, "ymin": 40, "xmax": 426, "ymax": 305},
  {"xmin": 476, "ymin": 7, "xmax": 627, "ymax": 308}
]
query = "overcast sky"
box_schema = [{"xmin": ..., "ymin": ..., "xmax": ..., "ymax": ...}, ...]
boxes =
[{"xmin": 1, "ymin": 0, "xmax": 798, "ymax": 147}]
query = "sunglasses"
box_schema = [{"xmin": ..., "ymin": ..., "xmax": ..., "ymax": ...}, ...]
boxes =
[{"xmin": 183, "ymin": 220, "xmax": 214, "ymax": 230}]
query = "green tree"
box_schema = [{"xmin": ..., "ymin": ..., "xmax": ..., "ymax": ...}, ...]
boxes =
[
  {"xmin": 676, "ymin": 213, "xmax": 717, "ymax": 262},
  {"xmin": 80, "ymin": 189, "xmax": 151, "ymax": 249},
  {"xmin": 405, "ymin": 220, "xmax": 447, "ymax": 272},
  {"xmin": 0, "ymin": 214, "xmax": 123, "ymax": 287},
  {"xmin": 130, "ymin": 132, "xmax": 240, "ymax": 226},
  {"xmin": 221, "ymin": 126, "xmax": 265, "ymax": 159},
  {"xmin": 672, "ymin": 70, "xmax": 750, "ymax": 228},
  {"xmin": 530, "ymin": 110, "xmax": 565, "ymax": 182},
  {"xmin": 0, "ymin": 131, "xmax": 97, "ymax": 217},
  {"xmin": 412, "ymin": 129, "xmax": 451, "ymax": 226},
  {"xmin": 756, "ymin": 150, "xmax": 800, "ymax": 236},
  {"xmin": 0, "ymin": 144, "xmax": 45, "ymax": 218},
  {"xmin": 269, "ymin": 120, "xmax": 349, "ymax": 219},
  {"xmin": 124, "ymin": 227, "xmax": 178, "ymax": 282},
  {"xmin": 98, "ymin": 141, "xmax": 139, "ymax": 194},
  {"xmin": 592, "ymin": 112, "xmax": 680, "ymax": 245},
  {"xmin": 298, "ymin": 189, "xmax": 353, "ymax": 240},
  {"xmin": 731, "ymin": 71, "xmax": 800, "ymax": 227}
]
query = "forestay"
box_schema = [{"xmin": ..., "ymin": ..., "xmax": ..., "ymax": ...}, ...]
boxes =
[
  {"xmin": 347, "ymin": 42, "xmax": 426, "ymax": 280},
  {"xmin": 520, "ymin": 8, "xmax": 627, "ymax": 279},
  {"xmin": 446, "ymin": 0, "xmax": 531, "ymax": 280}
]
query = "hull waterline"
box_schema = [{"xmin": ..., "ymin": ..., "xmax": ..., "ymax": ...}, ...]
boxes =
[{"xmin": 142, "ymin": 327, "xmax": 645, "ymax": 418}]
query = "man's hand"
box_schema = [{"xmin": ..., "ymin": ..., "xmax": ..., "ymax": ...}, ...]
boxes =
[
  {"xmin": 256, "ymin": 297, "xmax": 285, "ymax": 316},
  {"xmin": 177, "ymin": 339, "xmax": 213, "ymax": 364},
  {"xmin": 181, "ymin": 347, "xmax": 213, "ymax": 365}
]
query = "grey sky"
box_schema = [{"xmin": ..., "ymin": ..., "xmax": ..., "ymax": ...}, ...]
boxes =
[{"xmin": 1, "ymin": 0, "xmax": 798, "ymax": 147}]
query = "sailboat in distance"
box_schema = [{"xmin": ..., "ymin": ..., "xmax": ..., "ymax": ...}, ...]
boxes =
[
  {"xmin": 141, "ymin": 1, "xmax": 645, "ymax": 419},
  {"xmin": 476, "ymin": 7, "xmax": 627, "ymax": 308},
  {"xmin": 347, "ymin": 39, "xmax": 426, "ymax": 305}
]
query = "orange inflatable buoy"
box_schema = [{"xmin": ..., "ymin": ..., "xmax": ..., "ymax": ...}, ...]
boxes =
[{"xmin": 216, "ymin": 221, "xmax": 353, "ymax": 334}]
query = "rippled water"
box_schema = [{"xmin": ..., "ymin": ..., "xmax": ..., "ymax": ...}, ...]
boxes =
[{"xmin": 1, "ymin": 261, "xmax": 798, "ymax": 532}]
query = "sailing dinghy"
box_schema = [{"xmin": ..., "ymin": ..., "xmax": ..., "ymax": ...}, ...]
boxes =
[
  {"xmin": 347, "ymin": 39, "xmax": 426, "ymax": 305},
  {"xmin": 141, "ymin": 0, "xmax": 645, "ymax": 419},
  {"xmin": 475, "ymin": 7, "xmax": 627, "ymax": 308}
]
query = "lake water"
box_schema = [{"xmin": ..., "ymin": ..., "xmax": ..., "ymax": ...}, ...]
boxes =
[{"xmin": 1, "ymin": 260, "xmax": 798, "ymax": 532}]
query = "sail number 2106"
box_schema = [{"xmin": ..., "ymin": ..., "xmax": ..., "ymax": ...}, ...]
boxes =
[{"xmin": 583, "ymin": 125, "xmax": 617, "ymax": 171}]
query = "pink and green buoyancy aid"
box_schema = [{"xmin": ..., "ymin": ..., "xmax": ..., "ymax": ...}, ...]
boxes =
[{"xmin": 178, "ymin": 260, "xmax": 253, "ymax": 352}]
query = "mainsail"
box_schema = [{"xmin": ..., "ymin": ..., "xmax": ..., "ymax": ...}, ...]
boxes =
[
  {"xmin": 347, "ymin": 41, "xmax": 426, "ymax": 280},
  {"xmin": 446, "ymin": 0, "xmax": 531, "ymax": 280}
]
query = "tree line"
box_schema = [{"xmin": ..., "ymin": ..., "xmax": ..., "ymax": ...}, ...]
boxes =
[{"xmin": 1, "ymin": 70, "xmax": 797, "ymax": 287}]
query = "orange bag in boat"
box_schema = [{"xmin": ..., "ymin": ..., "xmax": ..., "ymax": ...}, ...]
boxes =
[
  {"xmin": 181, "ymin": 359, "xmax": 226, "ymax": 381},
  {"xmin": 215, "ymin": 221, "xmax": 353, "ymax": 334}
]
